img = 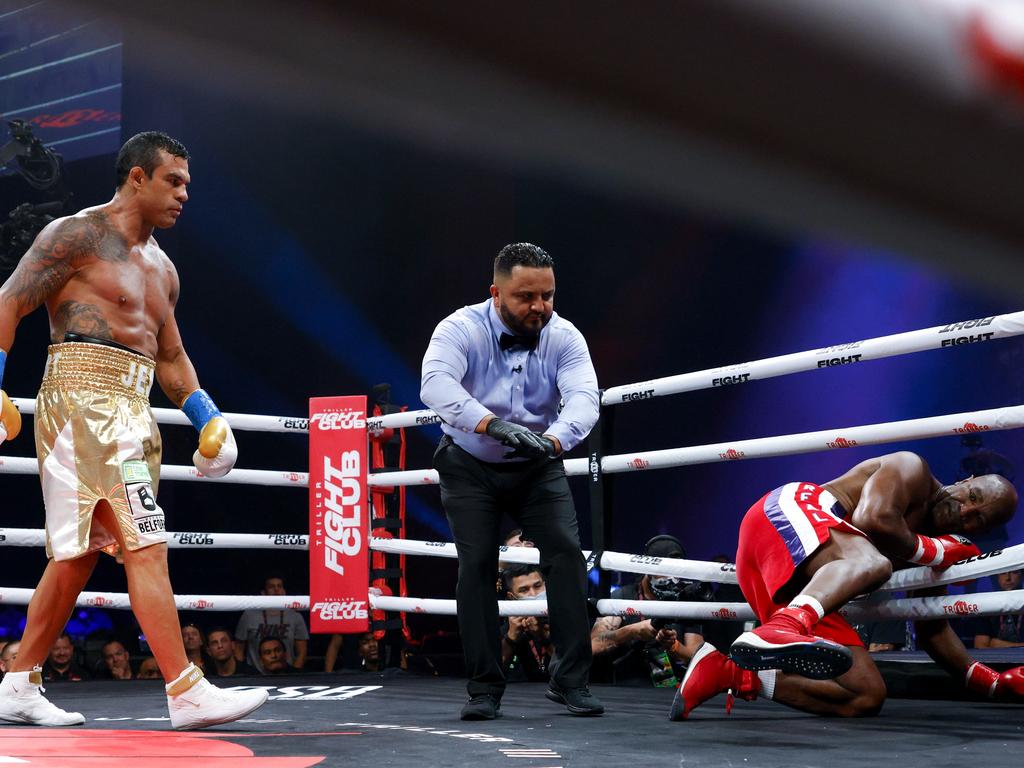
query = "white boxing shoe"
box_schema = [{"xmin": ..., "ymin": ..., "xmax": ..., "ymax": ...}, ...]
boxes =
[
  {"xmin": 0, "ymin": 667, "xmax": 85, "ymax": 726},
  {"xmin": 166, "ymin": 663, "xmax": 269, "ymax": 730}
]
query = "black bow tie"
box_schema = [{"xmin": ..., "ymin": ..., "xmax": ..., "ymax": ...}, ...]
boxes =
[{"xmin": 499, "ymin": 332, "xmax": 538, "ymax": 351}]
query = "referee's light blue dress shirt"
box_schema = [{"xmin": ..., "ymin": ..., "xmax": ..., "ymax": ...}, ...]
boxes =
[{"xmin": 420, "ymin": 298, "xmax": 600, "ymax": 463}]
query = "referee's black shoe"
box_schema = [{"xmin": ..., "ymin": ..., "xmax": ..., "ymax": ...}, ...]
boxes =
[
  {"xmin": 545, "ymin": 684, "xmax": 604, "ymax": 716},
  {"xmin": 460, "ymin": 694, "xmax": 501, "ymax": 720}
]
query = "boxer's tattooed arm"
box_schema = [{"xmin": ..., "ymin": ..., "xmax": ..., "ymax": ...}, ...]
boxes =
[
  {"xmin": 52, "ymin": 300, "xmax": 113, "ymax": 342},
  {"xmin": 167, "ymin": 379, "xmax": 191, "ymax": 406},
  {"xmin": 0, "ymin": 213, "xmax": 127, "ymax": 315}
]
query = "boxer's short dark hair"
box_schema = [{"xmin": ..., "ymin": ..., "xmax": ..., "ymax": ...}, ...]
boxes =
[{"xmin": 115, "ymin": 131, "xmax": 189, "ymax": 188}]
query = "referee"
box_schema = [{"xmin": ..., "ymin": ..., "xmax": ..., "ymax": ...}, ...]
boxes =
[{"xmin": 420, "ymin": 242, "xmax": 603, "ymax": 720}]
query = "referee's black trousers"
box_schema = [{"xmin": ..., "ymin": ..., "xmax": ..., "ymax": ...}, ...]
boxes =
[{"xmin": 434, "ymin": 438, "xmax": 593, "ymax": 700}]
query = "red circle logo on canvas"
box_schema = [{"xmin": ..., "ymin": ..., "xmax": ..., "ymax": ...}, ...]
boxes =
[{"xmin": 0, "ymin": 729, "xmax": 327, "ymax": 767}]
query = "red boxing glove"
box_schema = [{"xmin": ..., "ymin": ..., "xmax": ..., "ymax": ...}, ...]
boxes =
[
  {"xmin": 995, "ymin": 666, "xmax": 1024, "ymax": 701},
  {"xmin": 908, "ymin": 534, "xmax": 980, "ymax": 569},
  {"xmin": 967, "ymin": 662, "xmax": 1024, "ymax": 701},
  {"xmin": 966, "ymin": 661, "xmax": 1000, "ymax": 698}
]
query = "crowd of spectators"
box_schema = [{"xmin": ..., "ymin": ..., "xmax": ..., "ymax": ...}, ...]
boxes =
[{"xmin": 1, "ymin": 551, "xmax": 1021, "ymax": 689}]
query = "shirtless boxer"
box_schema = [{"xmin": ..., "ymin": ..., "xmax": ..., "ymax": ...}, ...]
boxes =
[
  {"xmin": 0, "ymin": 132, "xmax": 268, "ymax": 729},
  {"xmin": 671, "ymin": 451, "xmax": 1024, "ymax": 719}
]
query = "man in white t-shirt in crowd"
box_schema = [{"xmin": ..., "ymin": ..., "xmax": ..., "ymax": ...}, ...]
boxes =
[{"xmin": 234, "ymin": 575, "xmax": 309, "ymax": 673}]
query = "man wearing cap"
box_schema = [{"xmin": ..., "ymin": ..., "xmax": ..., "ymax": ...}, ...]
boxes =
[{"xmin": 590, "ymin": 535, "xmax": 707, "ymax": 686}]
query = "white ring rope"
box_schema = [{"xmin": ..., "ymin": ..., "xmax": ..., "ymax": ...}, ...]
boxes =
[
  {"xmin": 303, "ymin": 310, "xmax": 1024, "ymax": 431},
  {"xmin": 593, "ymin": 404, "xmax": 1024, "ymax": 475},
  {"xmin": 4, "ymin": 528, "xmax": 1018, "ymax": 596},
  {"xmin": 0, "ymin": 531, "xmax": 1018, "ymax": 623},
  {"xmin": 9, "ymin": 398, "xmax": 309, "ymax": 434},
  {"xmin": 5, "ymin": 323, "xmax": 1021, "ymax": 490},
  {"xmin": 0, "ymin": 583, "xmax": 1015, "ymax": 624},
  {"xmin": 9, "ymin": 396, "xmax": 439, "ymax": 435},
  {"xmin": 0, "ymin": 588, "xmax": 310, "ymax": 611},
  {"xmin": 601, "ymin": 311, "xmax": 1024, "ymax": 405},
  {"xmin": 366, "ymin": 410, "xmax": 441, "ymax": 432},
  {"xmin": 367, "ymin": 538, "xmax": 1024, "ymax": 592},
  {"xmin": 371, "ymin": 590, "xmax": 1024, "ymax": 622},
  {"xmin": 878, "ymin": 545, "xmax": 1024, "ymax": 592},
  {"xmin": 0, "ymin": 455, "xmax": 308, "ymax": 487},
  {"xmin": 595, "ymin": 598, "xmax": 755, "ymax": 622},
  {"xmin": 369, "ymin": 537, "xmax": 543, "ymax": 565},
  {"xmin": 367, "ymin": 403, "xmax": 1024, "ymax": 487},
  {"xmin": 367, "ymin": 539, "xmax": 742, "ymax": 584},
  {"xmin": 839, "ymin": 589, "xmax": 1024, "ymax": 623},
  {"xmin": 372, "ymin": 594, "xmax": 549, "ymax": 618},
  {"xmin": 598, "ymin": 550, "xmax": 738, "ymax": 584},
  {"xmin": 0, "ymin": 528, "xmax": 308, "ymax": 550}
]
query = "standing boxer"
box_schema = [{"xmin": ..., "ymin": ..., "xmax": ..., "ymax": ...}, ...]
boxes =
[{"xmin": 0, "ymin": 132, "xmax": 267, "ymax": 729}]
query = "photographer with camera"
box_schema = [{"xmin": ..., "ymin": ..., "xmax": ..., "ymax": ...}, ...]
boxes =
[
  {"xmin": 500, "ymin": 564, "xmax": 554, "ymax": 683},
  {"xmin": 590, "ymin": 535, "xmax": 709, "ymax": 687}
]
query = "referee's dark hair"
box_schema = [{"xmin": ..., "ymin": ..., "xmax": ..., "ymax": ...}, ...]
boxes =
[{"xmin": 494, "ymin": 242, "xmax": 553, "ymax": 277}]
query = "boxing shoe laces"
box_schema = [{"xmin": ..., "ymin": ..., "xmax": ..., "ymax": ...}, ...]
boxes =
[
  {"xmin": 0, "ymin": 666, "xmax": 85, "ymax": 726},
  {"xmin": 669, "ymin": 642, "xmax": 757, "ymax": 721},
  {"xmin": 729, "ymin": 606, "xmax": 853, "ymax": 680},
  {"xmin": 166, "ymin": 663, "xmax": 269, "ymax": 730}
]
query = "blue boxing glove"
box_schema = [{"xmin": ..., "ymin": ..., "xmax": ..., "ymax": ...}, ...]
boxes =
[
  {"xmin": 181, "ymin": 388, "xmax": 236, "ymax": 478},
  {"xmin": 0, "ymin": 348, "xmax": 22, "ymax": 445}
]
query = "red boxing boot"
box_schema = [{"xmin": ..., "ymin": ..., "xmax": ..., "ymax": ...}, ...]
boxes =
[
  {"xmin": 729, "ymin": 606, "xmax": 852, "ymax": 680},
  {"xmin": 669, "ymin": 643, "xmax": 758, "ymax": 721}
]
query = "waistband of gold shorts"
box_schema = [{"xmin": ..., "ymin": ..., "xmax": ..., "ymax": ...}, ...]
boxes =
[{"xmin": 40, "ymin": 342, "xmax": 155, "ymax": 402}]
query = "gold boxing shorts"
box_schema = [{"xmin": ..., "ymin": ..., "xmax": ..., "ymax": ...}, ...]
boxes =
[{"xmin": 34, "ymin": 341, "xmax": 164, "ymax": 561}]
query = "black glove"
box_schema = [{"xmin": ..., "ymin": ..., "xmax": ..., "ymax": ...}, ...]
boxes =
[{"xmin": 485, "ymin": 418, "xmax": 556, "ymax": 459}]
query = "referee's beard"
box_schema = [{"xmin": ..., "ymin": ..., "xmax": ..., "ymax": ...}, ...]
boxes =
[{"xmin": 498, "ymin": 301, "xmax": 551, "ymax": 337}]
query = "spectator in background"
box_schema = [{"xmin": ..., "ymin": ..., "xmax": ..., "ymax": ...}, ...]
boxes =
[
  {"xmin": 857, "ymin": 621, "xmax": 907, "ymax": 653},
  {"xmin": 235, "ymin": 576, "xmax": 309, "ymax": 673},
  {"xmin": 181, "ymin": 624, "xmax": 207, "ymax": 672},
  {"xmin": 497, "ymin": 529, "xmax": 536, "ymax": 592},
  {"xmin": 42, "ymin": 633, "xmax": 89, "ymax": 682},
  {"xmin": 258, "ymin": 638, "xmax": 296, "ymax": 675},
  {"xmin": 137, "ymin": 657, "xmax": 162, "ymax": 679},
  {"xmin": 0, "ymin": 640, "xmax": 20, "ymax": 678},
  {"xmin": 206, "ymin": 628, "xmax": 256, "ymax": 677},
  {"xmin": 500, "ymin": 565, "xmax": 552, "ymax": 682},
  {"xmin": 325, "ymin": 631, "xmax": 405, "ymax": 673},
  {"xmin": 501, "ymin": 528, "xmax": 533, "ymax": 553},
  {"xmin": 974, "ymin": 569, "xmax": 1024, "ymax": 649},
  {"xmin": 98, "ymin": 640, "xmax": 134, "ymax": 680},
  {"xmin": 356, "ymin": 633, "xmax": 382, "ymax": 673},
  {"xmin": 591, "ymin": 536, "xmax": 706, "ymax": 687}
]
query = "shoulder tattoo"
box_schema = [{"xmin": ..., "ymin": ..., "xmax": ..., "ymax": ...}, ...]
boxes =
[{"xmin": 3, "ymin": 213, "xmax": 128, "ymax": 311}]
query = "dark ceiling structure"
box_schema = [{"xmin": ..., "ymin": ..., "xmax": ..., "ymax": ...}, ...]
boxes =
[{"xmin": 72, "ymin": 0, "xmax": 1024, "ymax": 296}]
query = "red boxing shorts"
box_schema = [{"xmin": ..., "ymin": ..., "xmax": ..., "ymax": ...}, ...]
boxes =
[{"xmin": 736, "ymin": 482, "xmax": 867, "ymax": 648}]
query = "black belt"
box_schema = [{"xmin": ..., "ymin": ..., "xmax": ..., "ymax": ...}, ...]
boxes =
[{"xmin": 62, "ymin": 332, "xmax": 147, "ymax": 358}]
